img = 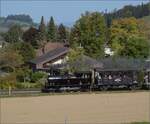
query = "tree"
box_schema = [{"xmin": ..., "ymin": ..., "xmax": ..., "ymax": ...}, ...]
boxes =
[
  {"xmin": 47, "ymin": 16, "xmax": 56, "ymax": 41},
  {"xmin": 37, "ymin": 16, "xmax": 46, "ymax": 46},
  {"xmin": 30, "ymin": 71, "xmax": 46, "ymax": 83},
  {"xmin": 70, "ymin": 12, "xmax": 106, "ymax": 58},
  {"xmin": 19, "ymin": 42, "xmax": 35, "ymax": 62},
  {"xmin": 110, "ymin": 17, "xmax": 150, "ymax": 58},
  {"xmin": 57, "ymin": 23, "xmax": 67, "ymax": 42},
  {"xmin": 0, "ymin": 72, "xmax": 17, "ymax": 89},
  {"xmin": 4, "ymin": 25, "xmax": 23, "ymax": 43},
  {"xmin": 66, "ymin": 47, "xmax": 84, "ymax": 73},
  {"xmin": 16, "ymin": 67, "xmax": 32, "ymax": 83},
  {"xmin": 104, "ymin": 2, "xmax": 150, "ymax": 27},
  {"xmin": 139, "ymin": 16, "xmax": 150, "ymax": 44},
  {"xmin": 23, "ymin": 26, "xmax": 39, "ymax": 48},
  {"xmin": 0, "ymin": 45, "xmax": 23, "ymax": 72},
  {"xmin": 8, "ymin": 42, "xmax": 35, "ymax": 62}
]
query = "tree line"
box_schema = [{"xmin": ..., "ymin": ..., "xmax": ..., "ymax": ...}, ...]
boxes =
[
  {"xmin": 23, "ymin": 16, "xmax": 69, "ymax": 49},
  {"xmin": 104, "ymin": 2, "xmax": 150, "ymax": 27},
  {"xmin": 1, "ymin": 12, "xmax": 150, "ymax": 61},
  {"xmin": 6, "ymin": 14, "xmax": 33, "ymax": 24}
]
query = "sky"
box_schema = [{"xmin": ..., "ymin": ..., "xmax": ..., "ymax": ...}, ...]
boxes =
[{"xmin": 1, "ymin": 0, "xmax": 149, "ymax": 26}]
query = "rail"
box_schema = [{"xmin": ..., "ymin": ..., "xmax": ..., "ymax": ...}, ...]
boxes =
[{"xmin": 0, "ymin": 88, "xmax": 41, "ymax": 96}]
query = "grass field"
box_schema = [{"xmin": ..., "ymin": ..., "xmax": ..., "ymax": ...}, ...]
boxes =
[{"xmin": 1, "ymin": 91, "xmax": 150, "ymax": 124}]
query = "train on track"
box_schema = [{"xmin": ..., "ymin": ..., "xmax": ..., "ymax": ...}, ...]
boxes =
[{"xmin": 42, "ymin": 67, "xmax": 150, "ymax": 92}]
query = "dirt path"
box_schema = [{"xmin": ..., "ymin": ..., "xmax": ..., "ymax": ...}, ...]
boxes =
[{"xmin": 1, "ymin": 92, "xmax": 150, "ymax": 124}]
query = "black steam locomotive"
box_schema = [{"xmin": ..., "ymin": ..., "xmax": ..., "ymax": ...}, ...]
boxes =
[{"xmin": 42, "ymin": 68, "xmax": 150, "ymax": 92}]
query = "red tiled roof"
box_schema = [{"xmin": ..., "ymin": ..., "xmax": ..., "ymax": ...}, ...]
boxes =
[
  {"xmin": 31, "ymin": 47, "xmax": 69, "ymax": 64},
  {"xmin": 36, "ymin": 42, "xmax": 65, "ymax": 57}
]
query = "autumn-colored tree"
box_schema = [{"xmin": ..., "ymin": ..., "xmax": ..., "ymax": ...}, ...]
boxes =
[
  {"xmin": 139, "ymin": 16, "xmax": 150, "ymax": 43},
  {"xmin": 110, "ymin": 17, "xmax": 150, "ymax": 58},
  {"xmin": 0, "ymin": 73, "xmax": 17, "ymax": 89},
  {"xmin": 0, "ymin": 45, "xmax": 23, "ymax": 72}
]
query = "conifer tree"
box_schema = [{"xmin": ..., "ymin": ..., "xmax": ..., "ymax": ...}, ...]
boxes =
[
  {"xmin": 38, "ymin": 16, "xmax": 46, "ymax": 46},
  {"xmin": 23, "ymin": 26, "xmax": 39, "ymax": 48},
  {"xmin": 57, "ymin": 23, "xmax": 67, "ymax": 42},
  {"xmin": 47, "ymin": 16, "xmax": 56, "ymax": 41}
]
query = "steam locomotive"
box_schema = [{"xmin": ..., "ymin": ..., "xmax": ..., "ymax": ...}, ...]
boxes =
[{"xmin": 42, "ymin": 68, "xmax": 150, "ymax": 92}]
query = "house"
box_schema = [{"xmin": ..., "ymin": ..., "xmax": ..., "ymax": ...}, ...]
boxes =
[
  {"xmin": 0, "ymin": 35, "xmax": 7, "ymax": 48},
  {"xmin": 36, "ymin": 42, "xmax": 66, "ymax": 57},
  {"xmin": 29, "ymin": 42, "xmax": 69, "ymax": 71},
  {"xmin": 29, "ymin": 42, "xmax": 103, "ymax": 71},
  {"xmin": 104, "ymin": 46, "xmax": 114, "ymax": 57}
]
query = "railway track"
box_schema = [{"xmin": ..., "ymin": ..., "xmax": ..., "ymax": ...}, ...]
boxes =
[
  {"xmin": 0, "ymin": 88, "xmax": 149, "ymax": 97},
  {"xmin": 0, "ymin": 88, "xmax": 41, "ymax": 97}
]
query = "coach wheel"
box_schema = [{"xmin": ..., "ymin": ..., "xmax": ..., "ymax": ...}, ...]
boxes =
[
  {"xmin": 129, "ymin": 85, "xmax": 137, "ymax": 90},
  {"xmin": 147, "ymin": 85, "xmax": 150, "ymax": 90},
  {"xmin": 100, "ymin": 86, "xmax": 108, "ymax": 91}
]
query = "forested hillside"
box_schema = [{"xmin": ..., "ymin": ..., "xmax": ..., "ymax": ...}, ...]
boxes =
[
  {"xmin": 6, "ymin": 14, "xmax": 33, "ymax": 24},
  {"xmin": 104, "ymin": 2, "xmax": 150, "ymax": 26},
  {"xmin": 0, "ymin": 15, "xmax": 38, "ymax": 33}
]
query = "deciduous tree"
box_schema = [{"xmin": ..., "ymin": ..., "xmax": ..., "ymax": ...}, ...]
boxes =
[
  {"xmin": 70, "ymin": 12, "xmax": 106, "ymax": 58},
  {"xmin": 4, "ymin": 25, "xmax": 23, "ymax": 43},
  {"xmin": 110, "ymin": 17, "xmax": 150, "ymax": 58},
  {"xmin": 0, "ymin": 45, "xmax": 23, "ymax": 72}
]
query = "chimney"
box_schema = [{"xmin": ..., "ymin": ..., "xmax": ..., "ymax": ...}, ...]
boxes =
[
  {"xmin": 42, "ymin": 46, "xmax": 45, "ymax": 55},
  {"xmin": 64, "ymin": 40, "xmax": 70, "ymax": 47}
]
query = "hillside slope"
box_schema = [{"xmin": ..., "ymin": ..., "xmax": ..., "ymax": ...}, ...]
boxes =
[{"xmin": 0, "ymin": 16, "xmax": 38, "ymax": 33}]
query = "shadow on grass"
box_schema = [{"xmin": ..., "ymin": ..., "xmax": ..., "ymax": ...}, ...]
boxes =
[{"xmin": 130, "ymin": 122, "xmax": 150, "ymax": 124}]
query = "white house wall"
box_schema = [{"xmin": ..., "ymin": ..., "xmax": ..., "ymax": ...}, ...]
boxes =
[
  {"xmin": 52, "ymin": 56, "xmax": 68, "ymax": 65},
  {"xmin": 52, "ymin": 59, "xmax": 63, "ymax": 65}
]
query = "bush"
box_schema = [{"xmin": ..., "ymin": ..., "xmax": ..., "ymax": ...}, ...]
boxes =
[
  {"xmin": 30, "ymin": 72, "xmax": 46, "ymax": 83},
  {"xmin": 15, "ymin": 82, "xmax": 26, "ymax": 89},
  {"xmin": 15, "ymin": 82, "xmax": 43, "ymax": 89},
  {"xmin": 0, "ymin": 73, "xmax": 16, "ymax": 89},
  {"xmin": 0, "ymin": 82, "xmax": 16, "ymax": 89},
  {"xmin": 0, "ymin": 70, "xmax": 46, "ymax": 89},
  {"xmin": 16, "ymin": 68, "xmax": 32, "ymax": 82}
]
